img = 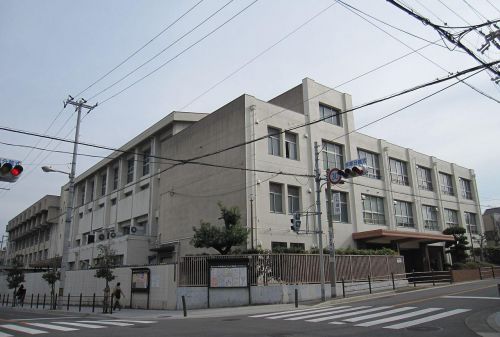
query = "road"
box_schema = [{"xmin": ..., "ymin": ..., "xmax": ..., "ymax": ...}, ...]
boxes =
[{"xmin": 0, "ymin": 279, "xmax": 498, "ymax": 336}]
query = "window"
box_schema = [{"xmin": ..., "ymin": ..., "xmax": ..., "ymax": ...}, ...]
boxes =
[
  {"xmin": 285, "ymin": 132, "xmax": 298, "ymax": 160},
  {"xmin": 290, "ymin": 242, "xmax": 305, "ymax": 252},
  {"xmin": 329, "ymin": 191, "xmax": 348, "ymax": 223},
  {"xmin": 389, "ymin": 158, "xmax": 409, "ymax": 185},
  {"xmin": 126, "ymin": 158, "xmax": 134, "ymax": 183},
  {"xmin": 142, "ymin": 148, "xmax": 151, "ymax": 176},
  {"xmin": 111, "ymin": 198, "xmax": 117, "ymax": 206},
  {"xmin": 269, "ymin": 183, "xmax": 283, "ymax": 213},
  {"xmin": 460, "ymin": 178, "xmax": 473, "ymax": 200},
  {"xmin": 79, "ymin": 185, "xmax": 85, "ymax": 205},
  {"xmin": 319, "ymin": 104, "xmax": 341, "ymax": 126},
  {"xmin": 100, "ymin": 173, "xmax": 107, "ymax": 197},
  {"xmin": 271, "ymin": 241, "xmax": 287, "ymax": 252},
  {"xmin": 444, "ymin": 209, "xmax": 459, "ymax": 227},
  {"xmin": 439, "ymin": 172, "xmax": 454, "ymax": 195},
  {"xmin": 394, "ymin": 200, "xmax": 414, "ymax": 227},
  {"xmin": 422, "ymin": 205, "xmax": 439, "ymax": 230},
  {"xmin": 362, "ymin": 195, "xmax": 385, "ymax": 225},
  {"xmin": 465, "ymin": 212, "xmax": 478, "ymax": 234},
  {"xmin": 322, "ymin": 141, "xmax": 344, "ymax": 170},
  {"xmin": 268, "ymin": 127, "xmax": 281, "ymax": 156},
  {"xmin": 416, "ymin": 166, "xmax": 433, "ymax": 191},
  {"xmin": 357, "ymin": 149, "xmax": 380, "ymax": 179},
  {"xmin": 88, "ymin": 180, "xmax": 94, "ymax": 201},
  {"xmin": 287, "ymin": 185, "xmax": 300, "ymax": 214},
  {"xmin": 112, "ymin": 166, "xmax": 119, "ymax": 190}
]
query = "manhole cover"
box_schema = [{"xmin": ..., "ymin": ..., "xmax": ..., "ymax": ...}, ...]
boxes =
[{"xmin": 407, "ymin": 326, "xmax": 442, "ymax": 332}]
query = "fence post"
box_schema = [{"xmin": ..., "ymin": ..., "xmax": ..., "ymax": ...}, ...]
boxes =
[
  {"xmin": 36, "ymin": 294, "xmax": 39, "ymax": 308},
  {"xmin": 413, "ymin": 270, "xmax": 417, "ymax": 287},
  {"xmin": 6, "ymin": 294, "xmax": 9, "ymax": 306},
  {"xmin": 432, "ymin": 270, "xmax": 436, "ymax": 286},
  {"xmin": 492, "ymin": 266, "xmax": 496, "ymax": 279},
  {"xmin": 479, "ymin": 267, "xmax": 483, "ymax": 280},
  {"xmin": 30, "ymin": 294, "xmax": 34, "ymax": 308},
  {"xmin": 342, "ymin": 278, "xmax": 345, "ymax": 298},
  {"xmin": 92, "ymin": 293, "xmax": 95, "ymax": 313},
  {"xmin": 79, "ymin": 293, "xmax": 82, "ymax": 312},
  {"xmin": 54, "ymin": 294, "xmax": 58, "ymax": 310},
  {"xmin": 368, "ymin": 275, "xmax": 372, "ymax": 294},
  {"xmin": 42, "ymin": 294, "xmax": 46, "ymax": 309},
  {"xmin": 110, "ymin": 294, "xmax": 113, "ymax": 314},
  {"xmin": 2, "ymin": 294, "xmax": 4, "ymax": 306},
  {"xmin": 67, "ymin": 293, "xmax": 70, "ymax": 311},
  {"xmin": 182, "ymin": 295, "xmax": 187, "ymax": 317},
  {"xmin": 294, "ymin": 289, "xmax": 298, "ymax": 308},
  {"xmin": 391, "ymin": 273, "xmax": 395, "ymax": 290}
]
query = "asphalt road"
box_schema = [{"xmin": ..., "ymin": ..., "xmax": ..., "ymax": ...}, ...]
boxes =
[{"xmin": 0, "ymin": 279, "xmax": 498, "ymax": 337}]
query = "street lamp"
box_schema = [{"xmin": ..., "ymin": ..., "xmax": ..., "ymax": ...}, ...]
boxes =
[{"xmin": 41, "ymin": 166, "xmax": 70, "ymax": 175}]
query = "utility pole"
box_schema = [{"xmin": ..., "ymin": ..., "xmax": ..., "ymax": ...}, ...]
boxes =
[
  {"xmin": 58, "ymin": 96, "xmax": 97, "ymax": 307},
  {"xmin": 326, "ymin": 177, "xmax": 337, "ymax": 298},
  {"xmin": 313, "ymin": 142, "xmax": 326, "ymax": 301}
]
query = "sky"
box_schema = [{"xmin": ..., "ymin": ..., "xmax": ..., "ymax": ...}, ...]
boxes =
[{"xmin": 0, "ymin": 0, "xmax": 499, "ymax": 240}]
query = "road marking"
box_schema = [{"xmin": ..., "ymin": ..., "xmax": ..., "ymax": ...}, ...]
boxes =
[
  {"xmin": 27, "ymin": 323, "xmax": 78, "ymax": 331},
  {"xmin": 266, "ymin": 307, "xmax": 352, "ymax": 320},
  {"xmin": 0, "ymin": 332, "xmax": 12, "ymax": 337},
  {"xmin": 354, "ymin": 308, "xmax": 442, "ymax": 327},
  {"xmin": 78, "ymin": 320, "xmax": 134, "ymax": 326},
  {"xmin": 384, "ymin": 309, "xmax": 471, "ymax": 329},
  {"xmin": 307, "ymin": 306, "xmax": 393, "ymax": 323},
  {"xmin": 442, "ymin": 296, "xmax": 500, "ymax": 300},
  {"xmin": 109, "ymin": 320, "xmax": 157, "ymax": 324},
  {"xmin": 343, "ymin": 307, "xmax": 416, "ymax": 323},
  {"xmin": 250, "ymin": 306, "xmax": 348, "ymax": 318},
  {"xmin": 11, "ymin": 317, "xmax": 80, "ymax": 321},
  {"xmin": 285, "ymin": 306, "xmax": 371, "ymax": 321},
  {"xmin": 0, "ymin": 324, "xmax": 47, "ymax": 334},
  {"xmin": 52, "ymin": 322, "xmax": 106, "ymax": 328}
]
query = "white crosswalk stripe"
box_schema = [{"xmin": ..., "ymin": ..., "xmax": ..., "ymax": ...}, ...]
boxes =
[
  {"xmin": 77, "ymin": 320, "xmax": 134, "ymax": 326},
  {"xmin": 108, "ymin": 320, "xmax": 157, "ymax": 324},
  {"xmin": 285, "ymin": 306, "xmax": 371, "ymax": 321},
  {"xmin": 0, "ymin": 331, "xmax": 12, "ymax": 337},
  {"xmin": 51, "ymin": 322, "xmax": 107, "ymax": 329},
  {"xmin": 0, "ymin": 324, "xmax": 47, "ymax": 335},
  {"xmin": 248, "ymin": 305, "xmax": 471, "ymax": 330},
  {"xmin": 26, "ymin": 323, "xmax": 78, "ymax": 331}
]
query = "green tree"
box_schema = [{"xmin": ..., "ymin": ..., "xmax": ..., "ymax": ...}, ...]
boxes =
[
  {"xmin": 94, "ymin": 245, "xmax": 116, "ymax": 288},
  {"xmin": 443, "ymin": 226, "xmax": 469, "ymax": 264},
  {"xmin": 42, "ymin": 261, "xmax": 60, "ymax": 309},
  {"xmin": 7, "ymin": 258, "xmax": 25, "ymax": 296},
  {"xmin": 191, "ymin": 203, "xmax": 248, "ymax": 255}
]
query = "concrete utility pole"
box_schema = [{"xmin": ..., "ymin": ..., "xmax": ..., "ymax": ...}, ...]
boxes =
[
  {"xmin": 313, "ymin": 142, "xmax": 326, "ymax": 301},
  {"xmin": 58, "ymin": 96, "xmax": 97, "ymax": 307},
  {"xmin": 326, "ymin": 178, "xmax": 337, "ymax": 298}
]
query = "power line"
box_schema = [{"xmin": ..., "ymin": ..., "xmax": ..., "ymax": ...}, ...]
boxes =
[{"xmin": 75, "ymin": 0, "xmax": 205, "ymax": 97}]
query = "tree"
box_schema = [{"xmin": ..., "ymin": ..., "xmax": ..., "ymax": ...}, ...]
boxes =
[
  {"xmin": 191, "ymin": 203, "xmax": 248, "ymax": 255},
  {"xmin": 94, "ymin": 245, "xmax": 116, "ymax": 288},
  {"xmin": 443, "ymin": 226, "xmax": 470, "ymax": 264},
  {"xmin": 42, "ymin": 260, "xmax": 60, "ymax": 309},
  {"xmin": 7, "ymin": 258, "xmax": 25, "ymax": 291}
]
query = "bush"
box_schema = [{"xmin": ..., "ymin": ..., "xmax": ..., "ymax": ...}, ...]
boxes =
[{"xmin": 483, "ymin": 247, "xmax": 500, "ymax": 265}]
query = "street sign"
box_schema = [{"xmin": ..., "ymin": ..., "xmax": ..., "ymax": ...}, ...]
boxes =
[
  {"xmin": 344, "ymin": 157, "xmax": 367, "ymax": 169},
  {"xmin": 327, "ymin": 168, "xmax": 343, "ymax": 184}
]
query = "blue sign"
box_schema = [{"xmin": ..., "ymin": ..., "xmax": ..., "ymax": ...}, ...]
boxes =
[{"xmin": 345, "ymin": 157, "xmax": 367, "ymax": 169}]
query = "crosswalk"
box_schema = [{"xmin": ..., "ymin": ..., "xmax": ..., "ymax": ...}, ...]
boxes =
[
  {"xmin": 249, "ymin": 305, "xmax": 470, "ymax": 330},
  {"xmin": 0, "ymin": 319, "xmax": 156, "ymax": 336}
]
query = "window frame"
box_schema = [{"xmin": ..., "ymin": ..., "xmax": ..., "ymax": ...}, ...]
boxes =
[
  {"xmin": 465, "ymin": 212, "xmax": 478, "ymax": 234},
  {"xmin": 100, "ymin": 172, "xmax": 107, "ymax": 197},
  {"xmin": 268, "ymin": 127, "xmax": 281, "ymax": 156},
  {"xmin": 142, "ymin": 148, "xmax": 151, "ymax": 176},
  {"xmin": 422, "ymin": 205, "xmax": 439, "ymax": 231},
  {"xmin": 357, "ymin": 149, "xmax": 381, "ymax": 179},
  {"xmin": 322, "ymin": 141, "xmax": 344, "ymax": 170},
  {"xmin": 284, "ymin": 132, "xmax": 298, "ymax": 160},
  {"xmin": 444, "ymin": 208, "xmax": 459, "ymax": 227},
  {"xmin": 319, "ymin": 103, "xmax": 342, "ymax": 126},
  {"xmin": 460, "ymin": 178, "xmax": 473, "ymax": 200},
  {"xmin": 389, "ymin": 158, "xmax": 409, "ymax": 186},
  {"xmin": 269, "ymin": 182, "xmax": 284, "ymax": 213},
  {"xmin": 416, "ymin": 165, "xmax": 433, "ymax": 191},
  {"xmin": 394, "ymin": 200, "xmax": 414, "ymax": 227},
  {"xmin": 439, "ymin": 172, "xmax": 454, "ymax": 196},
  {"xmin": 287, "ymin": 185, "xmax": 300, "ymax": 214},
  {"xmin": 126, "ymin": 157, "xmax": 134, "ymax": 184},
  {"xmin": 362, "ymin": 195, "xmax": 386, "ymax": 225}
]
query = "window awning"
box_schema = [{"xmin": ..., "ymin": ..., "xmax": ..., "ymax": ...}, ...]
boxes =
[{"xmin": 352, "ymin": 229, "xmax": 454, "ymax": 244}]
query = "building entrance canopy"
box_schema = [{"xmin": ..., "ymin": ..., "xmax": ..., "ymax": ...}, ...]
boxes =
[{"xmin": 352, "ymin": 229, "xmax": 454, "ymax": 246}]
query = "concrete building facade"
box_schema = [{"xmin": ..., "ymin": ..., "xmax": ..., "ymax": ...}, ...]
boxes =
[{"xmin": 483, "ymin": 207, "xmax": 500, "ymax": 246}]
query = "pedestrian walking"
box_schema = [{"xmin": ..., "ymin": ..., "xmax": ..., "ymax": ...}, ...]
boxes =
[
  {"xmin": 112, "ymin": 282, "xmax": 125, "ymax": 310},
  {"xmin": 16, "ymin": 284, "xmax": 26, "ymax": 305}
]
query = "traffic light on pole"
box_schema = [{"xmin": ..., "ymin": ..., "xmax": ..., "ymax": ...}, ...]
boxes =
[
  {"xmin": 290, "ymin": 213, "xmax": 301, "ymax": 233},
  {"xmin": 337, "ymin": 165, "xmax": 366, "ymax": 179},
  {"xmin": 0, "ymin": 159, "xmax": 23, "ymax": 183}
]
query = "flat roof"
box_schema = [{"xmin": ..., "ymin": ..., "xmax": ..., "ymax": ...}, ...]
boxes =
[{"xmin": 352, "ymin": 229, "xmax": 454, "ymax": 243}]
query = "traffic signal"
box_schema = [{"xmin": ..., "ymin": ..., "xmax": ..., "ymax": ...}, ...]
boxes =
[
  {"xmin": 290, "ymin": 213, "xmax": 301, "ymax": 233},
  {"xmin": 337, "ymin": 165, "xmax": 366, "ymax": 179},
  {"xmin": 0, "ymin": 160, "xmax": 23, "ymax": 183}
]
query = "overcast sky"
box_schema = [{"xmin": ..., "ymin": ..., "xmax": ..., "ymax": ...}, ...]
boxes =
[{"xmin": 1, "ymin": 0, "xmax": 499, "ymax": 239}]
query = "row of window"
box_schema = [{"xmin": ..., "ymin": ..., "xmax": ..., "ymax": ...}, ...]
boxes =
[
  {"xmin": 78, "ymin": 148, "xmax": 151, "ymax": 205},
  {"xmin": 19, "ymin": 249, "xmax": 49, "ymax": 265},
  {"xmin": 268, "ymin": 182, "xmax": 478, "ymax": 233},
  {"xmin": 13, "ymin": 230, "xmax": 51, "ymax": 251}
]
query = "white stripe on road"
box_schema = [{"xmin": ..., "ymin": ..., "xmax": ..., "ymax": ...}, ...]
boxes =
[
  {"xmin": 285, "ymin": 306, "xmax": 371, "ymax": 321},
  {"xmin": 307, "ymin": 306, "xmax": 393, "ymax": 323},
  {"xmin": 52, "ymin": 322, "xmax": 106, "ymax": 328},
  {"xmin": 78, "ymin": 320, "xmax": 134, "ymax": 326},
  {"xmin": 354, "ymin": 308, "xmax": 442, "ymax": 327},
  {"xmin": 442, "ymin": 296, "xmax": 500, "ymax": 300},
  {"xmin": 343, "ymin": 307, "xmax": 416, "ymax": 323},
  {"xmin": 109, "ymin": 320, "xmax": 157, "ymax": 324},
  {"xmin": 27, "ymin": 323, "xmax": 78, "ymax": 331},
  {"xmin": 384, "ymin": 309, "xmax": 471, "ymax": 329},
  {"xmin": 0, "ymin": 332, "xmax": 12, "ymax": 337},
  {"xmin": 267, "ymin": 306, "xmax": 351, "ymax": 320},
  {"xmin": 12, "ymin": 317, "xmax": 80, "ymax": 321},
  {"xmin": 250, "ymin": 306, "xmax": 346, "ymax": 318},
  {"xmin": 0, "ymin": 324, "xmax": 47, "ymax": 334}
]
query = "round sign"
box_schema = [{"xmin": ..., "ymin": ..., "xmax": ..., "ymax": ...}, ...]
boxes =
[{"xmin": 328, "ymin": 168, "xmax": 343, "ymax": 184}]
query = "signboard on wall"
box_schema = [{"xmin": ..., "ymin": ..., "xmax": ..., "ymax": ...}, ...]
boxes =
[
  {"xmin": 210, "ymin": 265, "xmax": 248, "ymax": 288},
  {"xmin": 131, "ymin": 268, "xmax": 150, "ymax": 291}
]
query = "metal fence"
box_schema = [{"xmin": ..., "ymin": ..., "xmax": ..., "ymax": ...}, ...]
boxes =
[{"xmin": 179, "ymin": 254, "xmax": 406, "ymax": 286}]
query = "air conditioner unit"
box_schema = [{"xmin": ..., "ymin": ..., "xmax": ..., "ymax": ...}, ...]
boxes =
[
  {"xmin": 130, "ymin": 226, "xmax": 137, "ymax": 234},
  {"xmin": 109, "ymin": 232, "xmax": 116, "ymax": 238},
  {"xmin": 98, "ymin": 233, "xmax": 106, "ymax": 241}
]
